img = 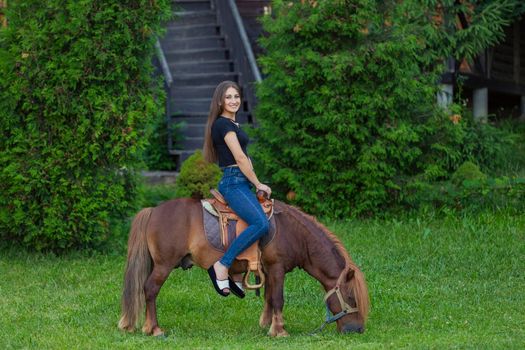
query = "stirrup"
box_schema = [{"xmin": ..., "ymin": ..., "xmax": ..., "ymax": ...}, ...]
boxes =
[{"xmin": 243, "ymin": 265, "xmax": 266, "ymax": 290}]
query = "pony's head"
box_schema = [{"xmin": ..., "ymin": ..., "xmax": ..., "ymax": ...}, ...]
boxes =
[
  {"xmin": 278, "ymin": 203, "xmax": 370, "ymax": 334},
  {"xmin": 325, "ymin": 264, "xmax": 369, "ymax": 333}
]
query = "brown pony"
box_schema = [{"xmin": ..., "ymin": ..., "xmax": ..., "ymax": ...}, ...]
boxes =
[{"xmin": 118, "ymin": 198, "xmax": 369, "ymax": 337}]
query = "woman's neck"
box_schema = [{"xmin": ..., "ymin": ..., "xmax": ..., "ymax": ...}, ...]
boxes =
[{"xmin": 221, "ymin": 111, "xmax": 235, "ymax": 120}]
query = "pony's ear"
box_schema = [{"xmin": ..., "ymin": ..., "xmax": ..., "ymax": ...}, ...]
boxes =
[{"xmin": 346, "ymin": 268, "xmax": 355, "ymax": 282}]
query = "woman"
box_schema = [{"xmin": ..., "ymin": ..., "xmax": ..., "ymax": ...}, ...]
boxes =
[{"xmin": 203, "ymin": 81, "xmax": 271, "ymax": 298}]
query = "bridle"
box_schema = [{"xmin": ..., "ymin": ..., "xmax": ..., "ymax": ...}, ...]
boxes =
[
  {"xmin": 324, "ymin": 285, "xmax": 359, "ymax": 322},
  {"xmin": 310, "ymin": 272, "xmax": 359, "ymax": 334}
]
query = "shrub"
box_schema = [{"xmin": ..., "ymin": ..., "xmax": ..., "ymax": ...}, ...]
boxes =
[
  {"xmin": 0, "ymin": 0, "xmax": 171, "ymax": 251},
  {"xmin": 461, "ymin": 118, "xmax": 523, "ymax": 175},
  {"xmin": 175, "ymin": 150, "xmax": 221, "ymax": 199},
  {"xmin": 451, "ymin": 161, "xmax": 487, "ymax": 185},
  {"xmin": 401, "ymin": 176, "xmax": 525, "ymax": 213},
  {"xmin": 252, "ymin": 0, "xmax": 524, "ymax": 218},
  {"xmin": 139, "ymin": 183, "xmax": 179, "ymax": 208}
]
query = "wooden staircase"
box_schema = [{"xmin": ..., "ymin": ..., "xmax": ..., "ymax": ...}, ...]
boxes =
[{"xmin": 160, "ymin": 0, "xmax": 253, "ymax": 168}]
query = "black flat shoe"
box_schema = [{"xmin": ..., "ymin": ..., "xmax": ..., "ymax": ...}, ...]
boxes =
[
  {"xmin": 207, "ymin": 266, "xmax": 230, "ymax": 297},
  {"xmin": 228, "ymin": 277, "xmax": 245, "ymax": 299}
]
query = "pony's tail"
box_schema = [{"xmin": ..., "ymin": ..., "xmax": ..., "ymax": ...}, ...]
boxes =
[
  {"xmin": 352, "ymin": 267, "xmax": 370, "ymax": 323},
  {"xmin": 118, "ymin": 207, "xmax": 153, "ymax": 332}
]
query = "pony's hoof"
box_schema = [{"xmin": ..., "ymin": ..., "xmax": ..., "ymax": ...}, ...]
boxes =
[
  {"xmin": 268, "ymin": 328, "xmax": 289, "ymax": 337},
  {"xmin": 259, "ymin": 320, "xmax": 271, "ymax": 328},
  {"xmin": 117, "ymin": 318, "xmax": 135, "ymax": 333},
  {"xmin": 259, "ymin": 315, "xmax": 272, "ymax": 328},
  {"xmin": 152, "ymin": 327, "xmax": 165, "ymax": 337},
  {"xmin": 118, "ymin": 324, "xmax": 135, "ymax": 333}
]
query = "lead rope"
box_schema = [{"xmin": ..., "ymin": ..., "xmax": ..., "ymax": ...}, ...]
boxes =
[
  {"xmin": 308, "ymin": 303, "xmax": 346, "ymax": 335},
  {"xmin": 308, "ymin": 286, "xmax": 359, "ymax": 335}
]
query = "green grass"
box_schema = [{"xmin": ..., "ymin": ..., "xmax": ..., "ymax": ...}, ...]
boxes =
[{"xmin": 1, "ymin": 210, "xmax": 524, "ymax": 349}]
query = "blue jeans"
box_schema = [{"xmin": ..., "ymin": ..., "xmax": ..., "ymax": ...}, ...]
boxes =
[{"xmin": 218, "ymin": 167, "xmax": 269, "ymax": 268}]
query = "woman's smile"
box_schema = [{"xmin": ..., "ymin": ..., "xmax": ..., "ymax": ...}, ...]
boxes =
[{"xmin": 222, "ymin": 87, "xmax": 241, "ymax": 117}]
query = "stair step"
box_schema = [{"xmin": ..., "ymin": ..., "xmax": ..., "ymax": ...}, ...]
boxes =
[
  {"xmin": 171, "ymin": 111, "xmax": 251, "ymax": 127},
  {"xmin": 172, "ymin": 71, "xmax": 239, "ymax": 86},
  {"xmin": 171, "ymin": 84, "xmax": 218, "ymax": 98},
  {"xmin": 170, "ymin": 11, "xmax": 216, "ymax": 26},
  {"xmin": 169, "ymin": 149, "xmax": 197, "ymax": 165},
  {"xmin": 171, "ymin": 105, "xmax": 208, "ymax": 115},
  {"xmin": 172, "ymin": 0, "xmax": 211, "ymax": 12},
  {"xmin": 180, "ymin": 123, "xmax": 207, "ymax": 137},
  {"xmin": 161, "ymin": 2, "xmax": 257, "ymax": 168},
  {"xmin": 161, "ymin": 36, "xmax": 225, "ymax": 51},
  {"xmin": 172, "ymin": 114, "xmax": 209, "ymax": 124},
  {"xmin": 165, "ymin": 48, "xmax": 229, "ymax": 62},
  {"xmin": 171, "ymin": 112, "xmax": 251, "ymax": 125},
  {"xmin": 167, "ymin": 23, "xmax": 220, "ymax": 37},
  {"xmin": 181, "ymin": 136, "xmax": 205, "ymax": 149},
  {"xmin": 171, "ymin": 60, "xmax": 234, "ymax": 75},
  {"xmin": 171, "ymin": 98, "xmax": 212, "ymax": 113}
]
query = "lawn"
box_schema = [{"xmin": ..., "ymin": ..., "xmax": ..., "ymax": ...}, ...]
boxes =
[{"xmin": 1, "ymin": 209, "xmax": 524, "ymax": 349}]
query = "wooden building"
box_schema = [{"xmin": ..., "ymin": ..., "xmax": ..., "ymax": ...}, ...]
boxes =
[
  {"xmin": 441, "ymin": 15, "xmax": 525, "ymax": 120},
  {"xmin": 0, "ymin": 1, "xmax": 7, "ymax": 28},
  {"xmin": 239, "ymin": 1, "xmax": 525, "ymax": 120}
]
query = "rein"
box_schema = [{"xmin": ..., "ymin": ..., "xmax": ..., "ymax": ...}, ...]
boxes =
[{"xmin": 309, "ymin": 273, "xmax": 359, "ymax": 335}]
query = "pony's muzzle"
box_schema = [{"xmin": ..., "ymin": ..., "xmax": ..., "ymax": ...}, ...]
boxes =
[{"xmin": 341, "ymin": 324, "xmax": 364, "ymax": 334}]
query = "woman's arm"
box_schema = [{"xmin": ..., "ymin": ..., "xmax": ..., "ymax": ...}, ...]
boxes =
[{"xmin": 224, "ymin": 132, "xmax": 271, "ymax": 195}]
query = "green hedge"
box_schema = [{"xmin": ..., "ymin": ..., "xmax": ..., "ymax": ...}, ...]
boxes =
[
  {"xmin": 252, "ymin": 0, "xmax": 524, "ymax": 218},
  {"xmin": 0, "ymin": 0, "xmax": 170, "ymax": 251}
]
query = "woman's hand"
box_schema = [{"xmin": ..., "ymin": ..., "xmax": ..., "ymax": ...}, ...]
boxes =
[{"xmin": 256, "ymin": 183, "xmax": 272, "ymax": 197}]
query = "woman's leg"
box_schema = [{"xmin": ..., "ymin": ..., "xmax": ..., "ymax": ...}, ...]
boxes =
[{"xmin": 219, "ymin": 183, "xmax": 269, "ymax": 268}]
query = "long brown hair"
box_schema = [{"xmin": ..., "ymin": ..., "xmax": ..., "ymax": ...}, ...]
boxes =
[{"xmin": 203, "ymin": 81, "xmax": 242, "ymax": 163}]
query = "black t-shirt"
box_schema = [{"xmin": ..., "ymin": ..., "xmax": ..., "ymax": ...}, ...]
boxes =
[{"xmin": 211, "ymin": 116, "xmax": 250, "ymax": 167}]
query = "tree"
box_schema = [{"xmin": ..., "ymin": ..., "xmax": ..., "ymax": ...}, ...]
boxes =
[
  {"xmin": 252, "ymin": 0, "xmax": 524, "ymax": 217},
  {"xmin": 0, "ymin": 0, "xmax": 171, "ymax": 251}
]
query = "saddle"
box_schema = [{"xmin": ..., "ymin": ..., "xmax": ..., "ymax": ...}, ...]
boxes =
[{"xmin": 202, "ymin": 189, "xmax": 274, "ymax": 290}]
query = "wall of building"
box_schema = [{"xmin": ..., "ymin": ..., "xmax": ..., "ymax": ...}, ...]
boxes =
[{"xmin": 0, "ymin": 0, "xmax": 6, "ymax": 27}]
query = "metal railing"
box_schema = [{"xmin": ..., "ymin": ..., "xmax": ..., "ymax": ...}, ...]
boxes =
[
  {"xmin": 154, "ymin": 37, "xmax": 174, "ymax": 154},
  {"xmin": 214, "ymin": 0, "xmax": 262, "ymax": 123}
]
